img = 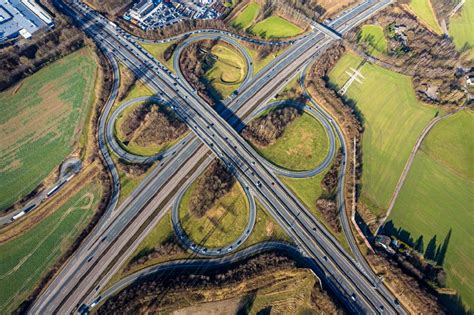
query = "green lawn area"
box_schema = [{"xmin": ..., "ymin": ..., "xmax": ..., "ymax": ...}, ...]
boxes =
[
  {"xmin": 280, "ymin": 171, "xmax": 350, "ymax": 253},
  {"xmin": 359, "ymin": 24, "xmax": 388, "ymax": 56},
  {"xmin": 252, "ymin": 113, "xmax": 330, "ymax": 171},
  {"xmin": 0, "ymin": 182, "xmax": 102, "ymax": 313},
  {"xmin": 242, "ymin": 202, "xmax": 292, "ymax": 248},
  {"xmin": 409, "ymin": 0, "xmax": 443, "ymax": 34},
  {"xmin": 388, "ymin": 110, "xmax": 474, "ymax": 310},
  {"xmin": 205, "ymin": 43, "xmax": 247, "ymax": 99},
  {"xmin": 179, "ymin": 178, "xmax": 249, "ymax": 248},
  {"xmin": 0, "ymin": 48, "xmax": 98, "ymax": 211},
  {"xmin": 329, "ymin": 52, "xmax": 437, "ymax": 216},
  {"xmin": 449, "ymin": 0, "xmax": 474, "ymax": 53},
  {"xmin": 230, "ymin": 2, "xmax": 260, "ymax": 30},
  {"xmin": 251, "ymin": 16, "xmax": 303, "ymax": 39},
  {"xmin": 114, "ymin": 101, "xmax": 188, "ymax": 157},
  {"xmin": 140, "ymin": 41, "xmax": 177, "ymax": 72}
]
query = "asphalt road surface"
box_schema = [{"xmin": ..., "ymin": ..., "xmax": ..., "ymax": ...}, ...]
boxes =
[{"xmin": 30, "ymin": 0, "xmax": 404, "ymax": 314}]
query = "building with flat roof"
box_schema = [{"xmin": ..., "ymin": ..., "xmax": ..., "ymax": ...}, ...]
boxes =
[{"xmin": 0, "ymin": 0, "xmax": 53, "ymax": 43}]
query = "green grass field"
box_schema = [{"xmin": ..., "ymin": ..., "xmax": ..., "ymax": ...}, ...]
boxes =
[
  {"xmin": 205, "ymin": 43, "xmax": 247, "ymax": 99},
  {"xmin": 409, "ymin": 0, "xmax": 443, "ymax": 34},
  {"xmin": 140, "ymin": 41, "xmax": 177, "ymax": 72},
  {"xmin": 449, "ymin": 0, "xmax": 474, "ymax": 53},
  {"xmin": 388, "ymin": 110, "xmax": 474, "ymax": 310},
  {"xmin": 179, "ymin": 178, "xmax": 249, "ymax": 248},
  {"xmin": 329, "ymin": 52, "xmax": 437, "ymax": 216},
  {"xmin": 252, "ymin": 113, "xmax": 330, "ymax": 171},
  {"xmin": 0, "ymin": 182, "xmax": 102, "ymax": 313},
  {"xmin": 0, "ymin": 48, "xmax": 98, "ymax": 211},
  {"xmin": 251, "ymin": 16, "xmax": 303, "ymax": 39},
  {"xmin": 359, "ymin": 24, "xmax": 388, "ymax": 56},
  {"xmin": 230, "ymin": 2, "xmax": 260, "ymax": 30}
]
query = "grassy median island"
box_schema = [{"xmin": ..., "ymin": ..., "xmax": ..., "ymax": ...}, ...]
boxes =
[
  {"xmin": 178, "ymin": 161, "xmax": 250, "ymax": 249},
  {"xmin": 140, "ymin": 40, "xmax": 178, "ymax": 72},
  {"xmin": 408, "ymin": 0, "xmax": 442, "ymax": 34},
  {"xmin": 204, "ymin": 43, "xmax": 248, "ymax": 98},
  {"xmin": 387, "ymin": 110, "xmax": 474, "ymax": 310},
  {"xmin": 329, "ymin": 52, "xmax": 437, "ymax": 216},
  {"xmin": 0, "ymin": 181, "xmax": 103, "ymax": 313},
  {"xmin": 243, "ymin": 107, "xmax": 330, "ymax": 171},
  {"xmin": 279, "ymin": 153, "xmax": 351, "ymax": 253},
  {"xmin": 358, "ymin": 24, "xmax": 387, "ymax": 57},
  {"xmin": 180, "ymin": 40, "xmax": 247, "ymax": 103},
  {"xmin": 0, "ymin": 48, "xmax": 98, "ymax": 212},
  {"xmin": 114, "ymin": 101, "xmax": 188, "ymax": 156}
]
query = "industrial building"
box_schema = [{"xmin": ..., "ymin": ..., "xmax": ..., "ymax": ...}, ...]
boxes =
[{"xmin": 0, "ymin": 0, "xmax": 53, "ymax": 43}]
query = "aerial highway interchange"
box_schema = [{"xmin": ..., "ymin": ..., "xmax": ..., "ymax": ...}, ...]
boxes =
[{"xmin": 24, "ymin": 0, "xmax": 408, "ymax": 314}]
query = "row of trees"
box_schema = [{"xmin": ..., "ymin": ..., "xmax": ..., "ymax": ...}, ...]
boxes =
[
  {"xmin": 241, "ymin": 107, "xmax": 301, "ymax": 147},
  {"xmin": 316, "ymin": 150, "xmax": 343, "ymax": 233}
]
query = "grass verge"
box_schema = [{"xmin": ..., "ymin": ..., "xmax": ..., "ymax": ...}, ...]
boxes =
[
  {"xmin": 140, "ymin": 41, "xmax": 177, "ymax": 72},
  {"xmin": 408, "ymin": 0, "xmax": 443, "ymax": 34},
  {"xmin": 359, "ymin": 24, "xmax": 387, "ymax": 56},
  {"xmin": 251, "ymin": 16, "xmax": 303, "ymax": 39},
  {"xmin": 230, "ymin": 2, "xmax": 260, "ymax": 30}
]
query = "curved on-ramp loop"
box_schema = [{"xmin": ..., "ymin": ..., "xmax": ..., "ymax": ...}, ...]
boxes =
[
  {"xmin": 241, "ymin": 100, "xmax": 338, "ymax": 178},
  {"xmin": 171, "ymin": 164, "xmax": 257, "ymax": 257},
  {"xmin": 172, "ymin": 33, "xmax": 254, "ymax": 98}
]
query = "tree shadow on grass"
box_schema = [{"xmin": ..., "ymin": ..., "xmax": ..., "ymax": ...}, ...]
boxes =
[{"xmin": 380, "ymin": 220, "xmax": 452, "ymax": 267}]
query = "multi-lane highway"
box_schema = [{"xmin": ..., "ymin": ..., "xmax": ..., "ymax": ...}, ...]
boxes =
[{"xmin": 30, "ymin": 0, "xmax": 403, "ymax": 314}]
